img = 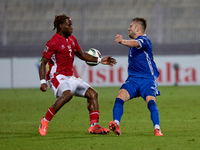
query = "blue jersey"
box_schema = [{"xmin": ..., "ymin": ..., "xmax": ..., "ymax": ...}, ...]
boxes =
[{"xmin": 128, "ymin": 35, "xmax": 159, "ymax": 79}]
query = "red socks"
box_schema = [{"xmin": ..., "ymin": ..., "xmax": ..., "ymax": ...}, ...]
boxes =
[
  {"xmin": 44, "ymin": 107, "xmax": 56, "ymax": 121},
  {"xmin": 44, "ymin": 108, "xmax": 99, "ymax": 124},
  {"xmin": 89, "ymin": 111, "xmax": 100, "ymax": 125}
]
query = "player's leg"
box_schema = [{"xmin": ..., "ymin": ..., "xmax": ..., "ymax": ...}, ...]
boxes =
[
  {"xmin": 146, "ymin": 96, "xmax": 163, "ymax": 136},
  {"xmin": 84, "ymin": 87, "xmax": 99, "ymax": 124},
  {"xmin": 75, "ymin": 81, "xmax": 110, "ymax": 134},
  {"xmin": 109, "ymin": 89, "xmax": 130, "ymax": 136},
  {"xmin": 39, "ymin": 77, "xmax": 74, "ymax": 136},
  {"xmin": 51, "ymin": 90, "xmax": 73, "ymax": 112},
  {"xmin": 139, "ymin": 78, "xmax": 163, "ymax": 136},
  {"xmin": 109, "ymin": 79, "xmax": 138, "ymax": 136},
  {"xmin": 39, "ymin": 90, "xmax": 73, "ymax": 136},
  {"xmin": 113, "ymin": 89, "xmax": 130, "ymax": 125}
]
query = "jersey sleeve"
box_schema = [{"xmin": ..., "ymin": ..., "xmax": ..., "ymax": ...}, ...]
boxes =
[
  {"xmin": 42, "ymin": 41, "xmax": 57, "ymax": 59},
  {"xmin": 136, "ymin": 37, "xmax": 148, "ymax": 50},
  {"xmin": 75, "ymin": 41, "xmax": 81, "ymax": 51}
]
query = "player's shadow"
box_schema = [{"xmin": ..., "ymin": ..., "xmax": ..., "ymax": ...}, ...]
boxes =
[{"xmin": 0, "ymin": 131, "xmax": 39, "ymax": 139}]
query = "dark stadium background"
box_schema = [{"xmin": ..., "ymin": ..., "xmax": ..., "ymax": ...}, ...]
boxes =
[{"xmin": 1, "ymin": 0, "xmax": 200, "ymax": 57}]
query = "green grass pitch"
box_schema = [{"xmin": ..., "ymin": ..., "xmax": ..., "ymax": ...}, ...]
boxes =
[{"xmin": 0, "ymin": 86, "xmax": 200, "ymax": 150}]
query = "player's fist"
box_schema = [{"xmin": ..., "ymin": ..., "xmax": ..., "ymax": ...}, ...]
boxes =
[
  {"xmin": 115, "ymin": 34, "xmax": 123, "ymax": 43},
  {"xmin": 40, "ymin": 83, "xmax": 48, "ymax": 92}
]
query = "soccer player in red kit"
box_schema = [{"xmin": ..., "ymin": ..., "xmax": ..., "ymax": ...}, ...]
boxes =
[{"xmin": 39, "ymin": 14, "xmax": 116, "ymax": 136}]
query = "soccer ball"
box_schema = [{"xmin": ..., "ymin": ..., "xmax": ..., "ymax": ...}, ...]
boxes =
[{"xmin": 85, "ymin": 48, "xmax": 101, "ymax": 66}]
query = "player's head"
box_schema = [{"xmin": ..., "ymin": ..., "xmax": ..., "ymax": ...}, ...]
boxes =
[
  {"xmin": 128, "ymin": 17, "xmax": 146, "ymax": 39},
  {"xmin": 53, "ymin": 14, "xmax": 73, "ymax": 37}
]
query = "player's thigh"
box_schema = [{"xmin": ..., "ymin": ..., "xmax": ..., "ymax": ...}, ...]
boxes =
[
  {"xmin": 140, "ymin": 79, "xmax": 158, "ymax": 101},
  {"xmin": 84, "ymin": 87, "xmax": 98, "ymax": 99},
  {"xmin": 74, "ymin": 80, "xmax": 93, "ymax": 97},
  {"xmin": 119, "ymin": 80, "xmax": 139, "ymax": 101},
  {"xmin": 48, "ymin": 79, "xmax": 71, "ymax": 98},
  {"xmin": 116, "ymin": 89, "xmax": 130, "ymax": 102},
  {"xmin": 55, "ymin": 76, "xmax": 83, "ymax": 98},
  {"xmin": 57, "ymin": 82, "xmax": 72, "ymax": 98}
]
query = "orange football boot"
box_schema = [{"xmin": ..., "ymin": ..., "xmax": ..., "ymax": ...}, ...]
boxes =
[
  {"xmin": 39, "ymin": 118, "xmax": 49, "ymax": 136},
  {"xmin": 154, "ymin": 129, "xmax": 163, "ymax": 136},
  {"xmin": 88, "ymin": 124, "xmax": 110, "ymax": 134},
  {"xmin": 109, "ymin": 121, "xmax": 121, "ymax": 136}
]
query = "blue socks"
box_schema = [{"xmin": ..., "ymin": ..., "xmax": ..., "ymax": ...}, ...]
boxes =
[
  {"xmin": 113, "ymin": 98, "xmax": 124, "ymax": 125},
  {"xmin": 113, "ymin": 98, "xmax": 160, "ymax": 129},
  {"xmin": 148, "ymin": 100, "xmax": 160, "ymax": 129}
]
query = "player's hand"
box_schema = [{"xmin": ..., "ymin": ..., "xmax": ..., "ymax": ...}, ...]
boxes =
[
  {"xmin": 115, "ymin": 34, "xmax": 123, "ymax": 43},
  {"xmin": 40, "ymin": 83, "xmax": 48, "ymax": 92},
  {"xmin": 101, "ymin": 56, "xmax": 117, "ymax": 66}
]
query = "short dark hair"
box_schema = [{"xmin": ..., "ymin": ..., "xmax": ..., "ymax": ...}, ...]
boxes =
[
  {"xmin": 53, "ymin": 14, "xmax": 70, "ymax": 31},
  {"xmin": 132, "ymin": 17, "xmax": 147, "ymax": 32}
]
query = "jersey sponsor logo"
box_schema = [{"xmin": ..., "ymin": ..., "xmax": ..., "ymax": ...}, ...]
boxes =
[
  {"xmin": 68, "ymin": 45, "xmax": 71, "ymax": 49},
  {"xmin": 61, "ymin": 45, "xmax": 65, "ymax": 49}
]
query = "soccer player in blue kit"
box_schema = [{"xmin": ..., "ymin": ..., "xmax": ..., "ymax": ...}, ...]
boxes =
[{"xmin": 109, "ymin": 18, "xmax": 163, "ymax": 136}]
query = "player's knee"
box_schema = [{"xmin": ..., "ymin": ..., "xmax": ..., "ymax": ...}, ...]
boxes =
[
  {"xmin": 146, "ymin": 96, "xmax": 156, "ymax": 104},
  {"xmin": 116, "ymin": 90, "xmax": 129, "ymax": 102},
  {"xmin": 85, "ymin": 88, "xmax": 98, "ymax": 99},
  {"xmin": 147, "ymin": 100, "xmax": 158, "ymax": 112},
  {"xmin": 90, "ymin": 90, "xmax": 98, "ymax": 100}
]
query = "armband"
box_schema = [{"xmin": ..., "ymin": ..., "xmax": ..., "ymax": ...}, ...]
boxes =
[{"xmin": 40, "ymin": 79, "xmax": 46, "ymax": 84}]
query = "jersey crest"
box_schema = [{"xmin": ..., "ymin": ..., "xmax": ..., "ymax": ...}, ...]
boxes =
[{"xmin": 44, "ymin": 46, "xmax": 49, "ymax": 52}]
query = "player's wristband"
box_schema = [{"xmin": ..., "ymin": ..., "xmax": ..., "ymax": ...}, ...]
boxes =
[
  {"xmin": 97, "ymin": 57, "xmax": 102, "ymax": 63},
  {"xmin": 40, "ymin": 79, "xmax": 46, "ymax": 84}
]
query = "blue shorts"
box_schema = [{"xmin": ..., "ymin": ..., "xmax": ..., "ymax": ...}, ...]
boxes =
[{"xmin": 120, "ymin": 76, "xmax": 160, "ymax": 100}]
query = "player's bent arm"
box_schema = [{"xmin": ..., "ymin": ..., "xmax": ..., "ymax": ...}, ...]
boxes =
[
  {"xmin": 75, "ymin": 50, "xmax": 98, "ymax": 62},
  {"xmin": 120, "ymin": 39, "xmax": 140, "ymax": 48},
  {"xmin": 75, "ymin": 50, "xmax": 116, "ymax": 65}
]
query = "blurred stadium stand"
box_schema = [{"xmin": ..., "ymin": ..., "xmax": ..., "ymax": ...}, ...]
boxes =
[{"xmin": 0, "ymin": 0, "xmax": 200, "ymax": 57}]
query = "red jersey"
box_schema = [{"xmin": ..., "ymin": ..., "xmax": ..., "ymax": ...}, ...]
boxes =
[{"xmin": 42, "ymin": 33, "xmax": 81, "ymax": 80}]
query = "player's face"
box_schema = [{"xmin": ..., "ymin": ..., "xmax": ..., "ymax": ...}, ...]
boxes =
[
  {"xmin": 128, "ymin": 21, "xmax": 138, "ymax": 39},
  {"xmin": 61, "ymin": 18, "xmax": 73, "ymax": 37}
]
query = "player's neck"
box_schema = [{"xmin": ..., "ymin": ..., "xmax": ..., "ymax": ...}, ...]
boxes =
[
  {"xmin": 57, "ymin": 31, "xmax": 69, "ymax": 39},
  {"xmin": 134, "ymin": 33, "xmax": 145, "ymax": 39}
]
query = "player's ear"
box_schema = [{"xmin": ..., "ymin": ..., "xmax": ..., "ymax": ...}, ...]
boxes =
[
  {"xmin": 59, "ymin": 24, "xmax": 63, "ymax": 31},
  {"xmin": 136, "ymin": 26, "xmax": 140, "ymax": 32}
]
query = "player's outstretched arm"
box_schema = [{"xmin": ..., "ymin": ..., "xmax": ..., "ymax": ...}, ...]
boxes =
[
  {"xmin": 101, "ymin": 57, "xmax": 117, "ymax": 66},
  {"xmin": 115, "ymin": 34, "xmax": 140, "ymax": 48},
  {"xmin": 75, "ymin": 50, "xmax": 98, "ymax": 62},
  {"xmin": 75, "ymin": 50, "xmax": 116, "ymax": 66}
]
